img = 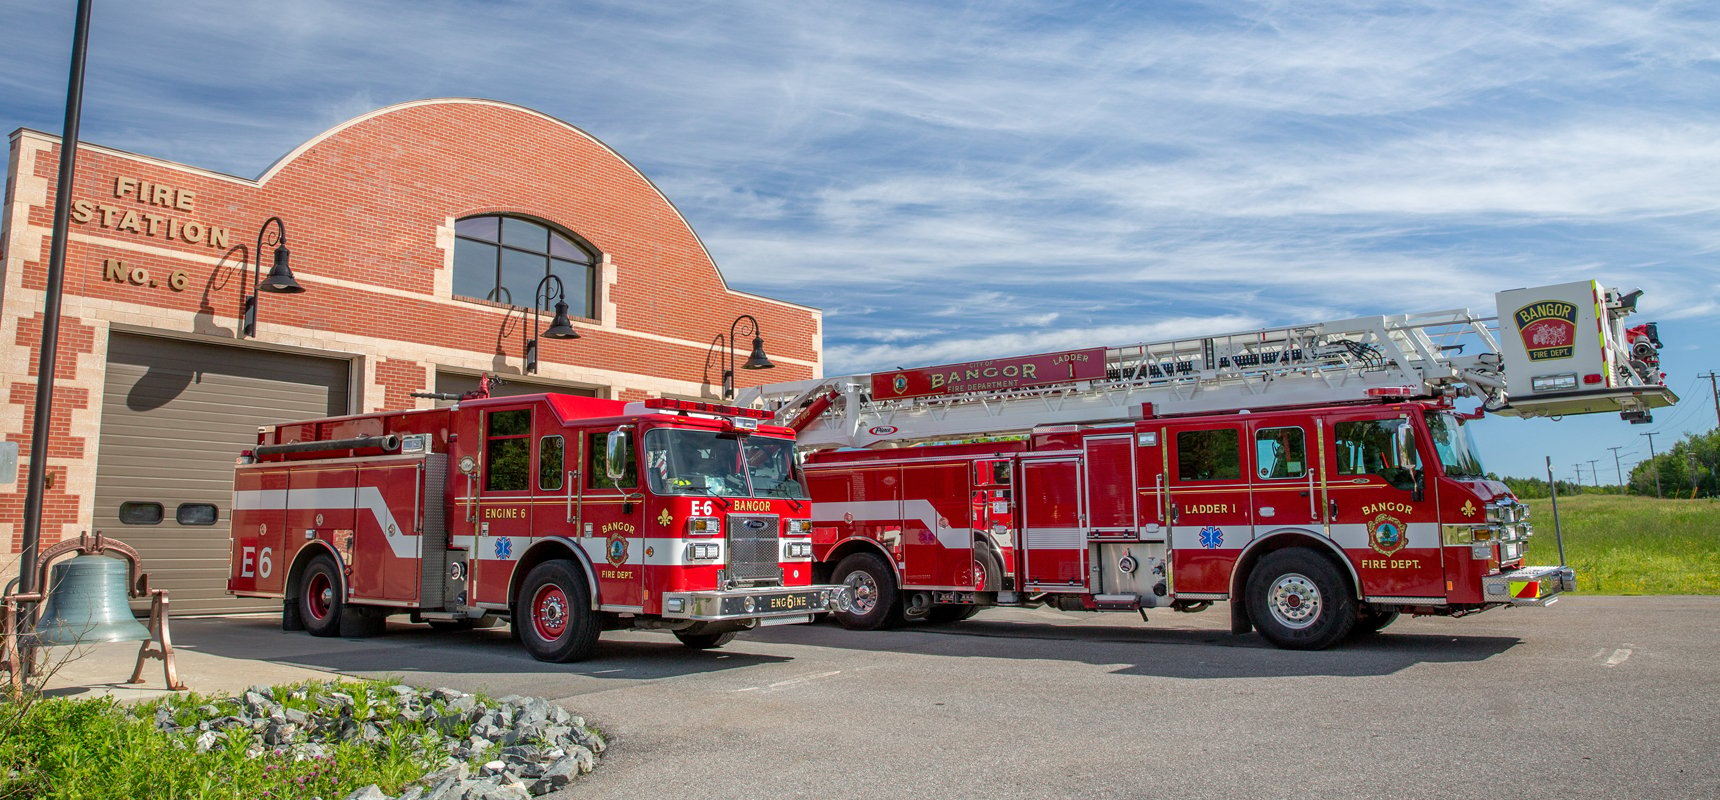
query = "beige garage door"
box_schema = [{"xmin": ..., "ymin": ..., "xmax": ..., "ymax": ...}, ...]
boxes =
[
  {"xmin": 95, "ymin": 334, "xmax": 349, "ymax": 614},
  {"xmin": 433, "ymin": 371, "xmax": 596, "ymax": 405}
]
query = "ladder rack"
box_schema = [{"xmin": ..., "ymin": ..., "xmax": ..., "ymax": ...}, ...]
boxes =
[{"xmin": 743, "ymin": 310, "xmax": 1512, "ymax": 449}]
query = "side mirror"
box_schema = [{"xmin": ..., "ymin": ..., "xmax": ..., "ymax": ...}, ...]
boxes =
[
  {"xmin": 1395, "ymin": 422, "xmax": 1425, "ymax": 501},
  {"xmin": 605, "ymin": 428, "xmax": 630, "ymax": 485}
]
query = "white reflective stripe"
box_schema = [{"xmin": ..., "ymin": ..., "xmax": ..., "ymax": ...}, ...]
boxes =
[
  {"xmin": 1170, "ymin": 525, "xmax": 1249, "ymax": 551},
  {"xmin": 812, "ymin": 499, "xmax": 970, "ymax": 549},
  {"xmin": 233, "ymin": 488, "xmax": 415, "ymax": 558},
  {"xmin": 1023, "ymin": 527, "xmax": 1084, "ymax": 549}
]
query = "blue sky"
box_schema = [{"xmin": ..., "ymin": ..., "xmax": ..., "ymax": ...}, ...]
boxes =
[{"xmin": 2, "ymin": 0, "xmax": 1716, "ymax": 482}]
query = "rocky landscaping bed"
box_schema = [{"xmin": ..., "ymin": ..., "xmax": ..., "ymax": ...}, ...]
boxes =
[{"xmin": 3, "ymin": 680, "xmax": 604, "ymax": 800}]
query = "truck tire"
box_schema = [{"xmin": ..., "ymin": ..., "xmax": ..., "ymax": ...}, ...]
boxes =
[
  {"xmin": 831, "ymin": 552, "xmax": 902, "ymax": 631},
  {"xmin": 298, "ymin": 555, "xmax": 345, "ymax": 638},
  {"xmin": 516, "ymin": 560, "xmax": 601, "ymax": 663},
  {"xmin": 1245, "ymin": 548, "xmax": 1355, "ymax": 650},
  {"xmin": 1353, "ymin": 606, "xmax": 1400, "ymax": 636},
  {"xmin": 674, "ymin": 630, "xmax": 737, "ymax": 650}
]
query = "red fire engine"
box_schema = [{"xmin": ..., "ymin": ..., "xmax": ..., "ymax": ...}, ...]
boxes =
[
  {"xmin": 742, "ymin": 280, "xmax": 1675, "ymax": 650},
  {"xmin": 227, "ymin": 392, "xmax": 848, "ymax": 662}
]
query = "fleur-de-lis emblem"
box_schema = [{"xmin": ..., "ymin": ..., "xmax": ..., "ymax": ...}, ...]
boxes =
[
  {"xmin": 1461, "ymin": 500, "xmax": 1477, "ymax": 518},
  {"xmin": 657, "ymin": 509, "xmax": 674, "ymax": 526}
]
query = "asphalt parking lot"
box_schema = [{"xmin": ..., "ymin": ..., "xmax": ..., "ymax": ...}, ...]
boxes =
[{"xmin": 170, "ymin": 596, "xmax": 1719, "ymax": 800}]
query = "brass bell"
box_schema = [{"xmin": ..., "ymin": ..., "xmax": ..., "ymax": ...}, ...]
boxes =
[{"xmin": 33, "ymin": 554, "xmax": 152, "ymax": 646}]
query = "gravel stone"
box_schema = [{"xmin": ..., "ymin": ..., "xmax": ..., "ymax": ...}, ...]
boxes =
[{"xmin": 342, "ymin": 785, "xmax": 389, "ymax": 800}]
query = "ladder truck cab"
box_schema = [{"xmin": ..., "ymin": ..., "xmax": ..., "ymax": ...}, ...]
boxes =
[
  {"xmin": 743, "ymin": 279, "xmax": 1675, "ymax": 650},
  {"xmin": 227, "ymin": 393, "xmax": 849, "ymax": 662}
]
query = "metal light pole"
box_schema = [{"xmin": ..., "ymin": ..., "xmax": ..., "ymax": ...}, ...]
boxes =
[
  {"xmin": 524, "ymin": 273, "xmax": 578, "ymax": 374},
  {"xmin": 239, "ymin": 216, "xmax": 304, "ymax": 337},
  {"xmin": 16, "ymin": 0, "xmax": 94, "ymax": 687}
]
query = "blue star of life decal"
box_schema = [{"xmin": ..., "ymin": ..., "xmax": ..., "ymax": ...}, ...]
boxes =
[
  {"xmin": 493, "ymin": 536, "xmax": 513, "ymax": 560},
  {"xmin": 1198, "ymin": 526, "xmax": 1224, "ymax": 549}
]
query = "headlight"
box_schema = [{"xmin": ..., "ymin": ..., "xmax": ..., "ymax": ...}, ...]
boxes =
[
  {"xmin": 783, "ymin": 541, "xmax": 813, "ymax": 559},
  {"xmin": 687, "ymin": 517, "xmax": 721, "ymax": 536},
  {"xmin": 785, "ymin": 518, "xmax": 813, "ymax": 535},
  {"xmin": 685, "ymin": 542, "xmax": 721, "ymax": 560}
]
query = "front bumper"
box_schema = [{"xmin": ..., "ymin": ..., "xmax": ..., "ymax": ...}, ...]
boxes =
[
  {"xmin": 1482, "ymin": 565, "xmax": 1576, "ymax": 607},
  {"xmin": 661, "ymin": 584, "xmax": 852, "ymax": 621}
]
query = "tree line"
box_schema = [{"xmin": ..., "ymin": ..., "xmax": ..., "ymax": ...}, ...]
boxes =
[{"xmin": 1497, "ymin": 429, "xmax": 1720, "ymax": 499}]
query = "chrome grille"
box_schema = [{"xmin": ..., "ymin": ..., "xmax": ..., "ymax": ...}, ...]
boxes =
[{"xmin": 726, "ymin": 513, "xmax": 781, "ymax": 585}]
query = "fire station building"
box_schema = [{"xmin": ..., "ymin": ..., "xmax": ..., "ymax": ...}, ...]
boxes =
[{"xmin": 0, "ymin": 98, "xmax": 822, "ymax": 613}]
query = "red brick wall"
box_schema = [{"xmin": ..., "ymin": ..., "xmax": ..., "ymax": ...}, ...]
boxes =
[{"xmin": 1, "ymin": 99, "xmax": 821, "ymax": 553}]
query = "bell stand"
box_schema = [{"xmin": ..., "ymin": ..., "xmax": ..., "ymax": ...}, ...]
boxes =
[{"xmin": 1, "ymin": 531, "xmax": 186, "ymax": 696}]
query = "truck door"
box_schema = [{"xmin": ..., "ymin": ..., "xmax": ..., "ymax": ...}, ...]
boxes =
[
  {"xmin": 470, "ymin": 405, "xmax": 535, "ymax": 606},
  {"xmin": 1323, "ymin": 409, "xmax": 1443, "ymax": 599},
  {"xmin": 582, "ymin": 427, "xmax": 644, "ymax": 610},
  {"xmin": 1165, "ymin": 421, "xmax": 1253, "ymax": 595},
  {"xmin": 1246, "ymin": 421, "xmax": 1321, "ymax": 533},
  {"xmin": 1018, "ymin": 457, "xmax": 1086, "ymax": 590}
]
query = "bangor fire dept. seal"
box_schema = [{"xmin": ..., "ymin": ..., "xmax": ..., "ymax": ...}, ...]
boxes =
[
  {"xmin": 606, "ymin": 531, "xmax": 629, "ymax": 567},
  {"xmin": 1367, "ymin": 513, "xmax": 1408, "ymax": 556}
]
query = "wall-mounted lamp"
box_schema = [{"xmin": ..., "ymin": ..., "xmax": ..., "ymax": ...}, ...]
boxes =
[
  {"xmin": 240, "ymin": 216, "xmax": 304, "ymax": 337},
  {"xmin": 707, "ymin": 313, "xmax": 774, "ymax": 399},
  {"xmin": 526, "ymin": 273, "xmax": 579, "ymax": 373}
]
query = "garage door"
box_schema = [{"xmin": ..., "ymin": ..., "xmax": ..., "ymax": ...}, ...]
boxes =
[
  {"xmin": 433, "ymin": 371, "xmax": 596, "ymax": 405},
  {"xmin": 95, "ymin": 334, "xmax": 349, "ymax": 614}
]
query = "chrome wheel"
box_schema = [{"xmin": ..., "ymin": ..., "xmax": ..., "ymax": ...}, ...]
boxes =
[
  {"xmin": 844, "ymin": 569, "xmax": 880, "ymax": 616},
  {"xmin": 1267, "ymin": 572, "xmax": 1321, "ymax": 630}
]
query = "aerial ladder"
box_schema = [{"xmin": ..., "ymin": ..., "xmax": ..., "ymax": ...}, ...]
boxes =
[{"xmin": 741, "ymin": 279, "xmax": 1676, "ymax": 447}]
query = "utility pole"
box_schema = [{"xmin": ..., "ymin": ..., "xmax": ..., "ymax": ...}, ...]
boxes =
[
  {"xmin": 1572, "ymin": 463, "xmax": 1585, "ymax": 491},
  {"xmin": 1587, "ymin": 459, "xmax": 1601, "ymax": 487},
  {"xmin": 1642, "ymin": 431, "xmax": 1662, "ymax": 498},
  {"xmin": 1701, "ymin": 371, "xmax": 1720, "ymax": 430},
  {"xmin": 1608, "ymin": 446, "xmax": 1626, "ymax": 485}
]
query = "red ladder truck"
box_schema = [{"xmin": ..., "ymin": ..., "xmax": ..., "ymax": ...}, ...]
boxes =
[
  {"xmin": 740, "ymin": 279, "xmax": 1675, "ymax": 649},
  {"xmin": 227, "ymin": 392, "xmax": 849, "ymax": 662}
]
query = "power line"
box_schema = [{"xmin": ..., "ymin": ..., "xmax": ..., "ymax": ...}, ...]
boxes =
[{"xmin": 1700, "ymin": 371, "xmax": 1720, "ymax": 430}]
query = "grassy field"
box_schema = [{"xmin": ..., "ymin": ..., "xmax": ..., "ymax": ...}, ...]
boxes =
[{"xmin": 1523, "ymin": 494, "xmax": 1720, "ymax": 595}]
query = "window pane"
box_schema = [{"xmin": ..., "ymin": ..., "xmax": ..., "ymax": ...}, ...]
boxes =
[
  {"xmin": 486, "ymin": 438, "xmax": 530, "ymax": 491},
  {"xmin": 1334, "ymin": 419, "xmax": 1418, "ymax": 491},
  {"xmin": 500, "ymin": 248, "xmax": 545, "ymax": 308},
  {"xmin": 540, "ymin": 436, "xmax": 565, "ymax": 491},
  {"xmin": 551, "ymin": 259, "xmax": 591, "ymax": 317},
  {"xmin": 501, "ymin": 217, "xmax": 549, "ymax": 251},
  {"xmin": 549, "ymin": 234, "xmax": 590, "ymax": 263},
  {"xmin": 1254, "ymin": 427, "xmax": 1307, "ymax": 479},
  {"xmin": 453, "ymin": 240, "xmax": 498, "ymax": 301},
  {"xmin": 119, "ymin": 501, "xmax": 163, "ymax": 525},
  {"xmin": 1176, "ymin": 429, "xmax": 1240, "ymax": 481},
  {"xmin": 488, "ymin": 409, "xmax": 531, "ymax": 437},
  {"xmin": 455, "ymin": 216, "xmax": 500, "ymax": 242},
  {"xmin": 176, "ymin": 503, "xmax": 219, "ymax": 526}
]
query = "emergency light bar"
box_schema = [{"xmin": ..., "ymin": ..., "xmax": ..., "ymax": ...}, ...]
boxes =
[{"xmin": 641, "ymin": 397, "xmax": 773, "ymax": 419}]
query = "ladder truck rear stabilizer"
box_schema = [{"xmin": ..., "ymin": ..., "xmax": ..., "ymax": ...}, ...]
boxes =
[{"xmin": 740, "ymin": 279, "xmax": 1674, "ymax": 650}]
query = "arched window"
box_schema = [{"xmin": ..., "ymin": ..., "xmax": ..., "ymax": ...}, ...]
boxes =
[{"xmin": 452, "ymin": 215, "xmax": 596, "ymax": 318}]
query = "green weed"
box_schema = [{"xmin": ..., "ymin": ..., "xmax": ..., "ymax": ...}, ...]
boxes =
[{"xmin": 1524, "ymin": 495, "xmax": 1720, "ymax": 595}]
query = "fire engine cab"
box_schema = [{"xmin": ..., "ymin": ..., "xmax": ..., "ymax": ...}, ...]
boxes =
[
  {"xmin": 227, "ymin": 393, "xmax": 848, "ymax": 662},
  {"xmin": 742, "ymin": 279, "xmax": 1675, "ymax": 650}
]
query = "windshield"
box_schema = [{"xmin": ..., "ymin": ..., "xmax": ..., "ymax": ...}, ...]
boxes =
[
  {"xmin": 1424, "ymin": 411, "xmax": 1486, "ymax": 478},
  {"xmin": 643, "ymin": 429, "xmax": 807, "ymax": 499}
]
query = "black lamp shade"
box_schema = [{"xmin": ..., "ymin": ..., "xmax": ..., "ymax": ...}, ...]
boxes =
[
  {"xmin": 742, "ymin": 336, "xmax": 774, "ymax": 370},
  {"xmin": 260, "ymin": 245, "xmax": 304, "ymax": 293},
  {"xmin": 544, "ymin": 299, "xmax": 578, "ymax": 339}
]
